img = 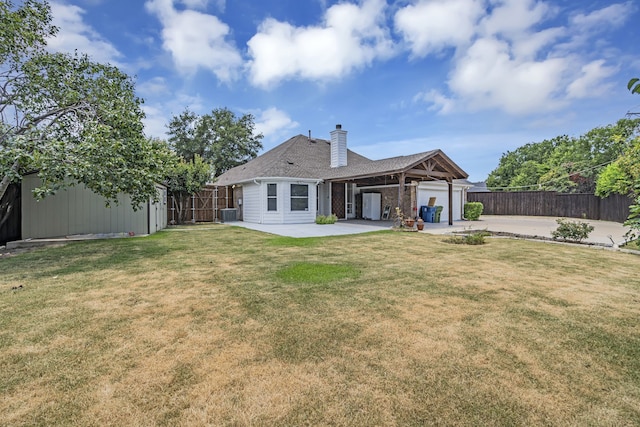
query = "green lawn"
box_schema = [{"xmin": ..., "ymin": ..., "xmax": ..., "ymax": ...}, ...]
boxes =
[{"xmin": 1, "ymin": 224, "xmax": 639, "ymax": 426}]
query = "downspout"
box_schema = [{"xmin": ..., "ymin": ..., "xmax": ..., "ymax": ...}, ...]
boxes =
[
  {"xmin": 147, "ymin": 199, "xmax": 151, "ymax": 235},
  {"xmin": 314, "ymin": 180, "xmax": 323, "ymax": 217},
  {"xmin": 253, "ymin": 179, "xmax": 262, "ymax": 223}
]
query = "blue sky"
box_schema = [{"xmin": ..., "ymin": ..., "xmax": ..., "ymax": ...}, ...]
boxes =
[{"xmin": 45, "ymin": 0, "xmax": 640, "ymax": 181}]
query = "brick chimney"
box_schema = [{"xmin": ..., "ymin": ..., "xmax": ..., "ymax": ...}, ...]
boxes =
[{"xmin": 330, "ymin": 124, "xmax": 347, "ymax": 168}]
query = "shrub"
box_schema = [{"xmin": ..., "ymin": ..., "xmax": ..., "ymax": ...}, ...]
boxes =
[
  {"xmin": 464, "ymin": 202, "xmax": 483, "ymax": 220},
  {"xmin": 551, "ymin": 218, "xmax": 594, "ymax": 243},
  {"xmin": 315, "ymin": 214, "xmax": 338, "ymax": 224}
]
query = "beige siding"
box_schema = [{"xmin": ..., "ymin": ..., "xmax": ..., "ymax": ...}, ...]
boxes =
[{"xmin": 22, "ymin": 175, "xmax": 166, "ymax": 239}]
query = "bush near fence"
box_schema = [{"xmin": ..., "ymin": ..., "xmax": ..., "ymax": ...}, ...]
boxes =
[{"xmin": 467, "ymin": 191, "xmax": 631, "ymax": 223}]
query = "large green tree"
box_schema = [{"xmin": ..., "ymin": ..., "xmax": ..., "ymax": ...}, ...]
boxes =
[
  {"xmin": 1, "ymin": 0, "xmax": 170, "ymax": 222},
  {"xmin": 486, "ymin": 118, "xmax": 640, "ymax": 193},
  {"xmin": 596, "ymin": 79, "xmax": 640, "ymax": 242},
  {"xmin": 167, "ymin": 108, "xmax": 263, "ymax": 177},
  {"xmin": 486, "ymin": 137, "xmax": 561, "ymax": 190}
]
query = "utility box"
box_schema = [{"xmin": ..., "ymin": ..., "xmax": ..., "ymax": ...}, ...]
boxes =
[{"xmin": 362, "ymin": 193, "xmax": 381, "ymax": 220}]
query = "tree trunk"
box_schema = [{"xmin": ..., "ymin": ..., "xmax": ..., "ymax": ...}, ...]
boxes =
[
  {"xmin": 0, "ymin": 160, "xmax": 21, "ymax": 203},
  {"xmin": 0, "ymin": 185, "xmax": 17, "ymax": 231}
]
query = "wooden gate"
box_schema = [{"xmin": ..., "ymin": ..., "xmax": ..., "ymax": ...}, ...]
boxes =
[{"xmin": 168, "ymin": 185, "xmax": 233, "ymax": 223}]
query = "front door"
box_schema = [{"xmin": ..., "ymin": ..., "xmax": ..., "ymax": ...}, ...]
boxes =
[{"xmin": 331, "ymin": 182, "xmax": 345, "ymax": 219}]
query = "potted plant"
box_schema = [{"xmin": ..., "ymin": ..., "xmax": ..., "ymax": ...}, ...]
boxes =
[
  {"xmin": 404, "ymin": 217, "xmax": 415, "ymax": 228},
  {"xmin": 416, "ymin": 217, "xmax": 424, "ymax": 231}
]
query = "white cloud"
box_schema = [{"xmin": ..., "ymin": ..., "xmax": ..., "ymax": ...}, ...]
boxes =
[
  {"xmin": 566, "ymin": 60, "xmax": 616, "ymax": 99},
  {"xmin": 414, "ymin": 89, "xmax": 455, "ymax": 114},
  {"xmin": 448, "ymin": 37, "xmax": 567, "ymax": 115},
  {"xmin": 180, "ymin": 0, "xmax": 209, "ymax": 10},
  {"xmin": 145, "ymin": 0, "xmax": 242, "ymax": 81},
  {"xmin": 570, "ymin": 2, "xmax": 633, "ymax": 30},
  {"xmin": 400, "ymin": 0, "xmax": 628, "ymax": 116},
  {"xmin": 142, "ymin": 104, "xmax": 169, "ymax": 139},
  {"xmin": 247, "ymin": 0, "xmax": 395, "ymax": 88},
  {"xmin": 137, "ymin": 76, "xmax": 170, "ymax": 97},
  {"xmin": 394, "ymin": 0, "xmax": 484, "ymax": 57},
  {"xmin": 479, "ymin": 0, "xmax": 552, "ymax": 38},
  {"xmin": 254, "ymin": 108, "xmax": 299, "ymax": 141},
  {"xmin": 47, "ymin": 2, "xmax": 121, "ymax": 64}
]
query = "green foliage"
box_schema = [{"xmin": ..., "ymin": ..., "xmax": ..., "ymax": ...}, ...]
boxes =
[
  {"xmin": 596, "ymin": 161, "xmax": 634, "ymax": 198},
  {"xmin": 551, "ymin": 219, "xmax": 594, "ymax": 243},
  {"xmin": 619, "ymin": 79, "xmax": 640, "ymax": 243},
  {"xmin": 464, "ymin": 202, "xmax": 483, "ymax": 220},
  {"xmin": 164, "ymin": 153, "xmax": 212, "ymax": 223},
  {"xmin": 1, "ymin": 0, "xmax": 170, "ymax": 212},
  {"xmin": 315, "ymin": 214, "xmax": 338, "ymax": 224},
  {"xmin": 167, "ymin": 108, "xmax": 263, "ymax": 177},
  {"xmin": 486, "ymin": 137, "xmax": 560, "ymax": 190},
  {"xmin": 487, "ymin": 119, "xmax": 640, "ymax": 193},
  {"xmin": 629, "ymin": 78, "xmax": 640, "ymax": 95}
]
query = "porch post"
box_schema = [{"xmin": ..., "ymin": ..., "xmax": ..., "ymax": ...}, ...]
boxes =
[
  {"xmin": 397, "ymin": 172, "xmax": 405, "ymax": 212},
  {"xmin": 447, "ymin": 179, "xmax": 453, "ymax": 226}
]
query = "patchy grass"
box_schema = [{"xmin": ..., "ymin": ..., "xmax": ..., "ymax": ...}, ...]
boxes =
[{"xmin": 1, "ymin": 224, "xmax": 639, "ymax": 426}]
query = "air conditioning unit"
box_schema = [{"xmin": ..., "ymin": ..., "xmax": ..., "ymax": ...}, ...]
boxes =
[{"xmin": 220, "ymin": 208, "xmax": 237, "ymax": 222}]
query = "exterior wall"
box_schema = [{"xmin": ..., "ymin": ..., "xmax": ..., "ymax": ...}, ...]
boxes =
[
  {"xmin": 241, "ymin": 182, "xmax": 261, "ymax": 223},
  {"xmin": 232, "ymin": 187, "xmax": 243, "ymax": 221},
  {"xmin": 357, "ymin": 185, "xmax": 409, "ymax": 219},
  {"xmin": 239, "ymin": 179, "xmax": 318, "ymax": 224},
  {"xmin": 22, "ymin": 175, "xmax": 166, "ymax": 239},
  {"xmin": 417, "ymin": 181, "xmax": 469, "ymax": 222},
  {"xmin": 317, "ymin": 183, "xmax": 331, "ymax": 216},
  {"xmin": 357, "ymin": 181, "xmax": 469, "ymax": 221}
]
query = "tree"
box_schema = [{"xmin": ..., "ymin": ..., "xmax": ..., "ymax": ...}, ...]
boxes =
[
  {"xmin": 486, "ymin": 119, "xmax": 640, "ymax": 193},
  {"xmin": 1, "ymin": 0, "xmax": 171, "ymax": 231},
  {"xmin": 167, "ymin": 108, "xmax": 263, "ymax": 177},
  {"xmin": 606, "ymin": 78, "xmax": 640, "ymax": 242},
  {"xmin": 629, "ymin": 78, "xmax": 640, "ymax": 95},
  {"xmin": 164, "ymin": 152, "xmax": 211, "ymax": 224},
  {"xmin": 486, "ymin": 137, "xmax": 561, "ymax": 190}
]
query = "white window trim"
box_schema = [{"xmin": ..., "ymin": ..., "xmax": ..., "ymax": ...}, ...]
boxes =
[{"xmin": 267, "ymin": 183, "xmax": 278, "ymax": 212}]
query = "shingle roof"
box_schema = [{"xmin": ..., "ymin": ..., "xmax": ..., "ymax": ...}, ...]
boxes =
[{"xmin": 215, "ymin": 134, "xmax": 467, "ymax": 186}]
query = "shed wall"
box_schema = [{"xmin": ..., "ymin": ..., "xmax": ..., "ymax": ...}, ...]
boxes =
[{"xmin": 22, "ymin": 175, "xmax": 166, "ymax": 239}]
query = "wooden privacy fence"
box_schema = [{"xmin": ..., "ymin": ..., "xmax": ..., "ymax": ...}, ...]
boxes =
[
  {"xmin": 167, "ymin": 186, "xmax": 233, "ymax": 223},
  {"xmin": 468, "ymin": 191, "xmax": 632, "ymax": 223}
]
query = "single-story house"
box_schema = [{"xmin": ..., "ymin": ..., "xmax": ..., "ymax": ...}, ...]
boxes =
[
  {"xmin": 215, "ymin": 125, "xmax": 470, "ymax": 225},
  {"xmin": 21, "ymin": 174, "xmax": 167, "ymax": 239}
]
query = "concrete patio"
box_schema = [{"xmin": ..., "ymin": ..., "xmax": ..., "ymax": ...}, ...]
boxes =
[{"xmin": 227, "ymin": 215, "xmax": 633, "ymax": 246}]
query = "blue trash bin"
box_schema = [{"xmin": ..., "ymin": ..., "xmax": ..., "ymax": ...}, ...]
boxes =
[{"xmin": 420, "ymin": 205, "xmax": 436, "ymax": 223}]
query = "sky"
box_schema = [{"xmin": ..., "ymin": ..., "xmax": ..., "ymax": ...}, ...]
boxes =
[{"xmin": 44, "ymin": 0, "xmax": 640, "ymax": 181}]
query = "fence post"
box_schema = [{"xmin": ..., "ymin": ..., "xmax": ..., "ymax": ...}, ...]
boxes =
[
  {"xmin": 191, "ymin": 194, "xmax": 196, "ymax": 223},
  {"xmin": 170, "ymin": 195, "xmax": 175, "ymax": 224}
]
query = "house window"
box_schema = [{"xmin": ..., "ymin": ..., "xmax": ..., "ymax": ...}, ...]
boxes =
[
  {"xmin": 290, "ymin": 184, "xmax": 309, "ymax": 211},
  {"xmin": 267, "ymin": 183, "xmax": 277, "ymax": 211}
]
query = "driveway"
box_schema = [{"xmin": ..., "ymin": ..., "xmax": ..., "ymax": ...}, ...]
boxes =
[{"xmin": 229, "ymin": 215, "xmax": 632, "ymax": 246}]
